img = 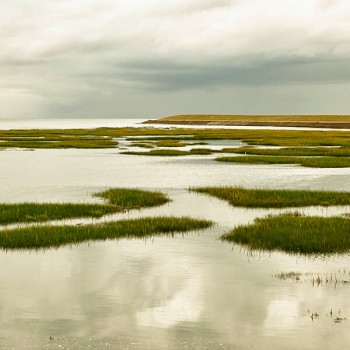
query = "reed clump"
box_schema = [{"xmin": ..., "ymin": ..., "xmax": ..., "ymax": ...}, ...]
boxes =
[
  {"xmin": 0, "ymin": 188, "xmax": 169, "ymax": 225},
  {"xmin": 191, "ymin": 187, "xmax": 350, "ymax": 208},
  {"xmin": 129, "ymin": 142, "xmax": 155, "ymax": 148},
  {"xmin": 222, "ymin": 213, "xmax": 350, "ymax": 254},
  {"xmin": 153, "ymin": 140, "xmax": 190, "ymax": 147},
  {"xmin": 222, "ymin": 146, "xmax": 350, "ymax": 157},
  {"xmin": 121, "ymin": 149, "xmax": 189, "ymax": 156},
  {"xmin": 0, "ymin": 203, "xmax": 117, "ymax": 225},
  {"xmin": 0, "ymin": 216, "xmax": 213, "ymax": 250},
  {"xmin": 93, "ymin": 188, "xmax": 169, "ymax": 209},
  {"xmin": 215, "ymin": 155, "xmax": 350, "ymax": 168},
  {"xmin": 0, "ymin": 136, "xmax": 118, "ymax": 149},
  {"xmin": 121, "ymin": 148, "xmax": 214, "ymax": 156}
]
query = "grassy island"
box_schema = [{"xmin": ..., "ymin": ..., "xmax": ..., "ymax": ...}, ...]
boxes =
[
  {"xmin": 1, "ymin": 125, "xmax": 350, "ymax": 150},
  {"xmin": 145, "ymin": 114, "xmax": 350, "ymax": 129},
  {"xmin": 222, "ymin": 213, "xmax": 350, "ymax": 254},
  {"xmin": 191, "ymin": 187, "xmax": 350, "ymax": 208},
  {"xmin": 0, "ymin": 188, "xmax": 169, "ymax": 225},
  {"xmin": 0, "ymin": 216, "xmax": 213, "ymax": 250},
  {"xmin": 215, "ymin": 155, "xmax": 350, "ymax": 168},
  {"xmin": 121, "ymin": 148, "xmax": 213, "ymax": 156}
]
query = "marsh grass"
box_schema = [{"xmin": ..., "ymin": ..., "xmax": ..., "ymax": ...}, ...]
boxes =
[
  {"xmin": 93, "ymin": 188, "xmax": 169, "ymax": 209},
  {"xmin": 1, "ymin": 127, "xmax": 350, "ymax": 148},
  {"xmin": 222, "ymin": 213, "xmax": 350, "ymax": 254},
  {"xmin": 222, "ymin": 146, "xmax": 350, "ymax": 157},
  {"xmin": 121, "ymin": 148, "xmax": 214, "ymax": 156},
  {"xmin": 121, "ymin": 149, "xmax": 190, "ymax": 156},
  {"xmin": 215, "ymin": 155, "xmax": 350, "ymax": 168},
  {"xmin": 154, "ymin": 140, "xmax": 190, "ymax": 147},
  {"xmin": 0, "ymin": 137, "xmax": 117, "ymax": 149},
  {"xmin": 191, "ymin": 187, "xmax": 350, "ymax": 208},
  {"xmin": 160, "ymin": 114, "xmax": 350, "ymax": 123},
  {"xmin": 0, "ymin": 216, "xmax": 213, "ymax": 250},
  {"xmin": 0, "ymin": 203, "xmax": 117, "ymax": 225},
  {"xmin": 275, "ymin": 270, "xmax": 350, "ymax": 286},
  {"xmin": 129, "ymin": 142, "xmax": 155, "ymax": 148},
  {"xmin": 1, "ymin": 188, "xmax": 169, "ymax": 225}
]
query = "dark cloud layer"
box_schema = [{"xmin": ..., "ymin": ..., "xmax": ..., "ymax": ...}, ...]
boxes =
[{"xmin": 1, "ymin": 0, "xmax": 350, "ymax": 117}]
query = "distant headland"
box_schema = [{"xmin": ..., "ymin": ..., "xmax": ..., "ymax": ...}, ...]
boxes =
[{"xmin": 144, "ymin": 115, "xmax": 350, "ymax": 129}]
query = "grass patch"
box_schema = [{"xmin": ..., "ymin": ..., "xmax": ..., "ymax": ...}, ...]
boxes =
[
  {"xmin": 215, "ymin": 155, "xmax": 350, "ymax": 168},
  {"xmin": 189, "ymin": 148, "xmax": 213, "ymax": 155},
  {"xmin": 0, "ymin": 203, "xmax": 117, "ymax": 225},
  {"xmin": 0, "ymin": 216, "xmax": 213, "ymax": 250},
  {"xmin": 121, "ymin": 148, "xmax": 214, "ymax": 156},
  {"xmin": 93, "ymin": 188, "xmax": 169, "ymax": 209},
  {"xmin": 1, "ymin": 188, "xmax": 169, "ymax": 225},
  {"xmin": 222, "ymin": 146, "xmax": 350, "ymax": 157},
  {"xmin": 129, "ymin": 142, "xmax": 155, "ymax": 148},
  {"xmin": 121, "ymin": 149, "xmax": 190, "ymax": 156},
  {"xmin": 191, "ymin": 187, "xmax": 350, "ymax": 208},
  {"xmin": 1, "ymin": 127, "xmax": 350, "ymax": 148},
  {"xmin": 222, "ymin": 213, "xmax": 350, "ymax": 254},
  {"xmin": 158, "ymin": 114, "xmax": 350, "ymax": 123},
  {"xmin": 0, "ymin": 136, "xmax": 118, "ymax": 149},
  {"xmin": 154, "ymin": 140, "xmax": 190, "ymax": 147}
]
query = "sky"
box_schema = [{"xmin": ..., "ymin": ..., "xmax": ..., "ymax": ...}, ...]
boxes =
[{"xmin": 1, "ymin": 0, "xmax": 350, "ymax": 118}]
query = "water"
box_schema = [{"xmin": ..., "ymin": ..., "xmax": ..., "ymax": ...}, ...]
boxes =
[
  {"xmin": 0, "ymin": 118, "xmax": 146, "ymax": 130},
  {"xmin": 1, "ymin": 117, "xmax": 349, "ymax": 131},
  {"xmin": 1, "ymin": 119, "xmax": 350, "ymax": 349}
]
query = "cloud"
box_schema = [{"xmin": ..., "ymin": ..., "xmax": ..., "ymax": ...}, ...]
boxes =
[{"xmin": 1, "ymin": 0, "xmax": 350, "ymax": 117}]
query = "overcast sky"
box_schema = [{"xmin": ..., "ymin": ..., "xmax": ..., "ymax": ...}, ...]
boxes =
[{"xmin": 1, "ymin": 0, "xmax": 350, "ymax": 118}]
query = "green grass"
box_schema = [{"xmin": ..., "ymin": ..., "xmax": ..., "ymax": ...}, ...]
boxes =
[
  {"xmin": 0, "ymin": 203, "xmax": 118, "ymax": 226},
  {"xmin": 0, "ymin": 216, "xmax": 213, "ymax": 250},
  {"xmin": 222, "ymin": 146, "xmax": 350, "ymax": 157},
  {"xmin": 0, "ymin": 136, "xmax": 118, "ymax": 149},
  {"xmin": 0, "ymin": 188, "xmax": 170, "ymax": 225},
  {"xmin": 129, "ymin": 142, "xmax": 155, "ymax": 148},
  {"xmin": 191, "ymin": 187, "xmax": 350, "ymax": 208},
  {"xmin": 1, "ymin": 127, "xmax": 350, "ymax": 149},
  {"xmin": 93, "ymin": 188, "xmax": 169, "ymax": 209},
  {"xmin": 121, "ymin": 149, "xmax": 190, "ymax": 156},
  {"xmin": 121, "ymin": 148, "xmax": 214, "ymax": 156},
  {"xmin": 215, "ymin": 155, "xmax": 350, "ymax": 168},
  {"xmin": 222, "ymin": 213, "xmax": 350, "ymax": 254},
  {"xmin": 159, "ymin": 114, "xmax": 350, "ymax": 123},
  {"xmin": 153, "ymin": 140, "xmax": 190, "ymax": 147}
]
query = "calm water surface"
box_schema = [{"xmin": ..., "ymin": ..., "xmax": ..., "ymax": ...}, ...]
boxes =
[{"xmin": 1, "ymin": 119, "xmax": 350, "ymax": 349}]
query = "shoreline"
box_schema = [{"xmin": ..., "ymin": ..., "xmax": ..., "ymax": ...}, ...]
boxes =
[{"xmin": 143, "ymin": 119, "xmax": 350, "ymax": 129}]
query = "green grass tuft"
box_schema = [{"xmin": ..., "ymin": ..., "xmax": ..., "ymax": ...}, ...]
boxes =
[
  {"xmin": 222, "ymin": 146, "xmax": 350, "ymax": 157},
  {"xmin": 191, "ymin": 187, "xmax": 350, "ymax": 208},
  {"xmin": 121, "ymin": 148, "xmax": 214, "ymax": 156},
  {"xmin": 0, "ymin": 216, "xmax": 213, "ymax": 250},
  {"xmin": 215, "ymin": 155, "xmax": 350, "ymax": 168},
  {"xmin": 0, "ymin": 188, "xmax": 169, "ymax": 225},
  {"xmin": 222, "ymin": 213, "xmax": 350, "ymax": 254},
  {"xmin": 93, "ymin": 188, "xmax": 170, "ymax": 209}
]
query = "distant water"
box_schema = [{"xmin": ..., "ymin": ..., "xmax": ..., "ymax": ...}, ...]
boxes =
[
  {"xmin": 1, "ymin": 118, "xmax": 349, "ymax": 131},
  {"xmin": 0, "ymin": 118, "xmax": 146, "ymax": 130}
]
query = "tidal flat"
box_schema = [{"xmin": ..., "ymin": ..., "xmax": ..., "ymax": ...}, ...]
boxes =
[{"xmin": 1, "ymin": 119, "xmax": 350, "ymax": 350}]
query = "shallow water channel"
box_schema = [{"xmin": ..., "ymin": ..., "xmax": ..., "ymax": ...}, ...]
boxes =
[{"xmin": 1, "ymin": 145, "xmax": 350, "ymax": 349}]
